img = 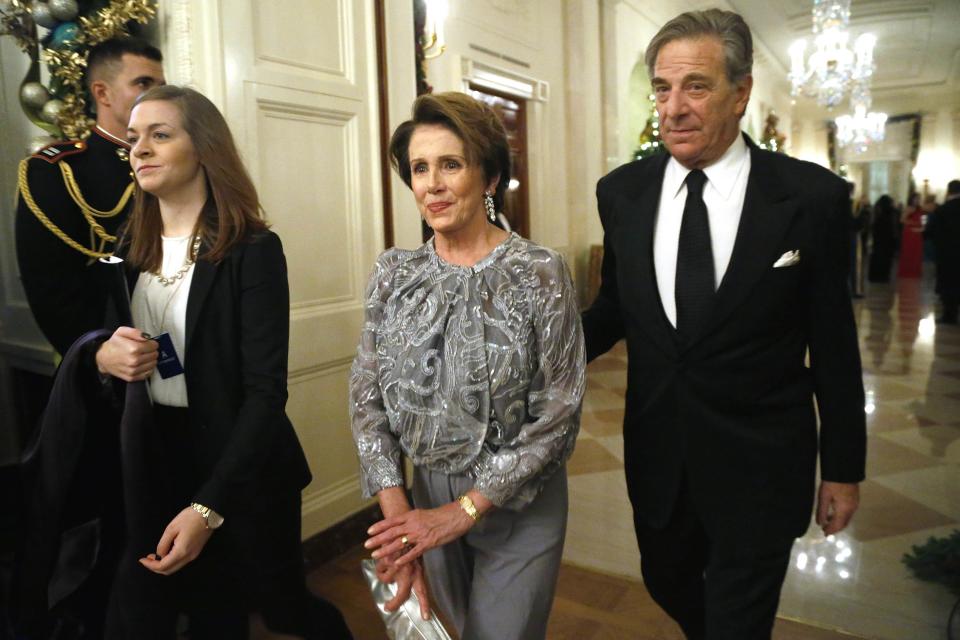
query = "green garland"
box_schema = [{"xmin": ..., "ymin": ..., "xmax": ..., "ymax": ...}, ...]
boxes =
[
  {"xmin": 0, "ymin": 0, "xmax": 156, "ymax": 141},
  {"xmin": 903, "ymin": 529, "xmax": 960, "ymax": 595}
]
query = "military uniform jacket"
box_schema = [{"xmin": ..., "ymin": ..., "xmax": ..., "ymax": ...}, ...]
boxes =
[{"xmin": 15, "ymin": 127, "xmax": 134, "ymax": 355}]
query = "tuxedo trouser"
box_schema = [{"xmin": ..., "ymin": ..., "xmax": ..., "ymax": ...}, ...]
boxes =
[
  {"xmin": 941, "ymin": 293, "xmax": 959, "ymax": 322},
  {"xmin": 411, "ymin": 466, "xmax": 567, "ymax": 640},
  {"xmin": 105, "ymin": 405, "xmax": 352, "ymax": 640},
  {"xmin": 633, "ymin": 478, "xmax": 794, "ymax": 640}
]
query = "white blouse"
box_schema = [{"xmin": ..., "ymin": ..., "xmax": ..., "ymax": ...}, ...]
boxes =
[{"xmin": 131, "ymin": 235, "xmax": 195, "ymax": 407}]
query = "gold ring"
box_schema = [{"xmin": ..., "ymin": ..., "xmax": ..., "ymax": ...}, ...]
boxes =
[{"xmin": 401, "ymin": 535, "xmax": 409, "ymax": 546}]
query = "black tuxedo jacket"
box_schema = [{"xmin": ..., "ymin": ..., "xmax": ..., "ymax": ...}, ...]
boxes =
[
  {"xmin": 112, "ymin": 230, "xmax": 311, "ymax": 520},
  {"xmin": 582, "ymin": 136, "xmax": 866, "ymax": 542}
]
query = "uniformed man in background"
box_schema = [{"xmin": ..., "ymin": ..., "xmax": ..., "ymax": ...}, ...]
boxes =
[
  {"xmin": 15, "ymin": 37, "xmax": 165, "ymax": 356},
  {"xmin": 11, "ymin": 37, "xmax": 164, "ymax": 640}
]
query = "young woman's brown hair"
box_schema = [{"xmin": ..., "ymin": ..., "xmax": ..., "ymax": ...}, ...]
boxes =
[{"xmin": 123, "ymin": 85, "xmax": 267, "ymax": 272}]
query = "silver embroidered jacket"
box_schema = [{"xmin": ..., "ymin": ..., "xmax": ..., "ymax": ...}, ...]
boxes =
[{"xmin": 350, "ymin": 233, "xmax": 585, "ymax": 509}]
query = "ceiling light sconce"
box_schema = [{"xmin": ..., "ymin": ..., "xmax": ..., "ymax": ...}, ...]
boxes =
[{"xmin": 422, "ymin": 0, "xmax": 448, "ymax": 60}]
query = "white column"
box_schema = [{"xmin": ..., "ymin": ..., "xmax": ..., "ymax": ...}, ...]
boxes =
[{"xmin": 563, "ymin": 0, "xmax": 605, "ymax": 305}]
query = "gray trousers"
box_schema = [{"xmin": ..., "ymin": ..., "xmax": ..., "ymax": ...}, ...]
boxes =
[{"xmin": 411, "ymin": 466, "xmax": 568, "ymax": 640}]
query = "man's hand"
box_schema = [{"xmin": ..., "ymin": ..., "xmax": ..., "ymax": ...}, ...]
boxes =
[
  {"xmin": 96, "ymin": 326, "xmax": 158, "ymax": 381},
  {"xmin": 139, "ymin": 506, "xmax": 214, "ymax": 575},
  {"xmin": 816, "ymin": 481, "xmax": 860, "ymax": 535}
]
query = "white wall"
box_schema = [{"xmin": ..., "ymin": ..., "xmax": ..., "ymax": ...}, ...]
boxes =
[
  {"xmin": 564, "ymin": 0, "xmax": 606, "ymax": 304},
  {"xmin": 913, "ymin": 108, "xmax": 960, "ymax": 200}
]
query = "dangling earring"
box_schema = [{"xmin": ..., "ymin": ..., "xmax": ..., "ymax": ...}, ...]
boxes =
[{"xmin": 484, "ymin": 191, "xmax": 496, "ymax": 223}]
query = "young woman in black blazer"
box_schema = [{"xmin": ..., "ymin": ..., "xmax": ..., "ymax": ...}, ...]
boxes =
[{"xmin": 95, "ymin": 85, "xmax": 351, "ymax": 639}]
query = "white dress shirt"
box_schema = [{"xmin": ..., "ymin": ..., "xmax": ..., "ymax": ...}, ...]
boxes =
[
  {"xmin": 131, "ymin": 235, "xmax": 195, "ymax": 407},
  {"xmin": 653, "ymin": 133, "xmax": 751, "ymax": 327}
]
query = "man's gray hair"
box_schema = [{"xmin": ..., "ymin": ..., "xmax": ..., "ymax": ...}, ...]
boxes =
[{"xmin": 645, "ymin": 9, "xmax": 753, "ymax": 84}]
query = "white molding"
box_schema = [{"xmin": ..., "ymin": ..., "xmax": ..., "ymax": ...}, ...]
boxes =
[
  {"xmin": 161, "ymin": 0, "xmax": 194, "ymax": 85},
  {"xmin": 188, "ymin": 0, "xmax": 227, "ymax": 109},
  {"xmin": 303, "ymin": 474, "xmax": 360, "ymax": 513},
  {"xmin": 460, "ymin": 56, "xmax": 550, "ymax": 102},
  {"xmin": 0, "ymin": 339, "xmax": 56, "ymax": 375},
  {"xmin": 301, "ymin": 473, "xmax": 372, "ymax": 537}
]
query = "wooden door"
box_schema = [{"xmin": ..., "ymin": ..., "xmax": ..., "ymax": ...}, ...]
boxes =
[{"xmin": 468, "ymin": 84, "xmax": 531, "ymax": 238}]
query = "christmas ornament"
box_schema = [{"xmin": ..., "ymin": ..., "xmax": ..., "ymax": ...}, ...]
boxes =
[
  {"xmin": 40, "ymin": 97, "xmax": 62, "ymax": 123},
  {"xmin": 633, "ymin": 93, "xmax": 664, "ymax": 160},
  {"xmin": 30, "ymin": 1, "xmax": 57, "ymax": 29},
  {"xmin": 48, "ymin": 0, "xmax": 77, "ymax": 21},
  {"xmin": 20, "ymin": 80, "xmax": 49, "ymax": 109},
  {"xmin": 4, "ymin": 0, "xmax": 157, "ymax": 141},
  {"xmin": 50, "ymin": 19, "xmax": 76, "ymax": 46},
  {"xmin": 26, "ymin": 134, "xmax": 57, "ymax": 155},
  {"xmin": 759, "ymin": 112, "xmax": 787, "ymax": 154}
]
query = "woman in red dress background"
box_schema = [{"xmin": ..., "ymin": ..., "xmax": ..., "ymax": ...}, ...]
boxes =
[{"xmin": 898, "ymin": 193, "xmax": 924, "ymax": 279}]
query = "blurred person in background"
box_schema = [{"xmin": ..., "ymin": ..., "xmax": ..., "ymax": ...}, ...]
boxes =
[{"xmin": 926, "ymin": 180, "xmax": 960, "ymax": 324}]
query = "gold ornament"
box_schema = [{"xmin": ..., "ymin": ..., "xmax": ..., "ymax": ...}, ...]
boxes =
[
  {"xmin": 5, "ymin": 0, "xmax": 157, "ymax": 142},
  {"xmin": 1, "ymin": 0, "xmax": 39, "ymax": 53}
]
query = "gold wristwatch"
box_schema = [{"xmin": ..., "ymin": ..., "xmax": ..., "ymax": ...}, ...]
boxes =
[
  {"xmin": 457, "ymin": 494, "xmax": 481, "ymax": 522},
  {"xmin": 190, "ymin": 502, "xmax": 224, "ymax": 530}
]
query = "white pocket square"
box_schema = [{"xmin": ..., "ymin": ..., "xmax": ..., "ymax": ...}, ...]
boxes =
[{"xmin": 773, "ymin": 250, "xmax": 800, "ymax": 268}]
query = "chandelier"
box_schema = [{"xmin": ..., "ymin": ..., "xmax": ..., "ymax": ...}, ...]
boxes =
[
  {"xmin": 789, "ymin": 0, "xmax": 877, "ymax": 108},
  {"xmin": 835, "ymin": 82, "xmax": 887, "ymax": 153}
]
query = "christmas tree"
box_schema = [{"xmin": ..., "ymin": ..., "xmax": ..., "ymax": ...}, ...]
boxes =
[
  {"xmin": 633, "ymin": 93, "xmax": 664, "ymax": 160},
  {"xmin": 1, "ymin": 0, "xmax": 156, "ymax": 148},
  {"xmin": 758, "ymin": 111, "xmax": 787, "ymax": 153}
]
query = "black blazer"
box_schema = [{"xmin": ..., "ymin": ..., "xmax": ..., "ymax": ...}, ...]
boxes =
[
  {"xmin": 113, "ymin": 230, "xmax": 311, "ymax": 519},
  {"xmin": 582, "ymin": 136, "xmax": 866, "ymax": 542}
]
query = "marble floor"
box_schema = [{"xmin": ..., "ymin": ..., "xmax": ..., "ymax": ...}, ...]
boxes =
[
  {"xmin": 305, "ymin": 544, "xmax": 866, "ymax": 640},
  {"xmin": 564, "ymin": 272, "xmax": 960, "ymax": 639}
]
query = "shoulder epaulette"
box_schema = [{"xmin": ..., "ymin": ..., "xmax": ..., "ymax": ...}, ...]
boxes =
[{"xmin": 30, "ymin": 140, "xmax": 87, "ymax": 164}]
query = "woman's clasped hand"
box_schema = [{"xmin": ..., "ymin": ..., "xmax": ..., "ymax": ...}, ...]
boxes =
[{"xmin": 95, "ymin": 326, "xmax": 158, "ymax": 381}]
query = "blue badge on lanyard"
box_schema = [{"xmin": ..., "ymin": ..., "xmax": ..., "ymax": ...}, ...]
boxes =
[{"xmin": 151, "ymin": 332, "xmax": 184, "ymax": 379}]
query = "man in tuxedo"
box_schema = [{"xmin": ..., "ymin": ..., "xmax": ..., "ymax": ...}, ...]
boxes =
[{"xmin": 582, "ymin": 9, "xmax": 866, "ymax": 639}]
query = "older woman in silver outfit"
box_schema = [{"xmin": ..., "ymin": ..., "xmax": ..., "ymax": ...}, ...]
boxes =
[{"xmin": 350, "ymin": 92, "xmax": 585, "ymax": 639}]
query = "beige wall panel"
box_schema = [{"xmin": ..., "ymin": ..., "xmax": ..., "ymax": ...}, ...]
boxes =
[
  {"xmin": 252, "ymin": 0, "xmax": 347, "ymax": 79},
  {"xmin": 247, "ymin": 0, "xmax": 363, "ymax": 102},
  {"xmin": 457, "ymin": 0, "xmax": 542, "ymax": 52},
  {"xmin": 287, "ymin": 365, "xmax": 371, "ymax": 534},
  {"xmin": 255, "ymin": 102, "xmax": 358, "ymax": 305},
  {"xmin": 212, "ymin": 1, "xmax": 382, "ymax": 538}
]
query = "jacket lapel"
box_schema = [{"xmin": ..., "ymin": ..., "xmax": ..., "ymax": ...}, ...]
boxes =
[
  {"xmin": 619, "ymin": 153, "xmax": 677, "ymax": 357},
  {"xmin": 685, "ymin": 140, "xmax": 800, "ymax": 349},
  {"xmin": 185, "ymin": 255, "xmax": 218, "ymax": 356}
]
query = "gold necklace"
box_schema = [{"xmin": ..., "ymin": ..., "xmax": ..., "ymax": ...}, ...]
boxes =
[{"xmin": 154, "ymin": 236, "xmax": 201, "ymax": 287}]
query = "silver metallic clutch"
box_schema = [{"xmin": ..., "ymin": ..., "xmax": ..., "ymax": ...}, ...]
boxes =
[{"xmin": 360, "ymin": 558, "xmax": 453, "ymax": 640}]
